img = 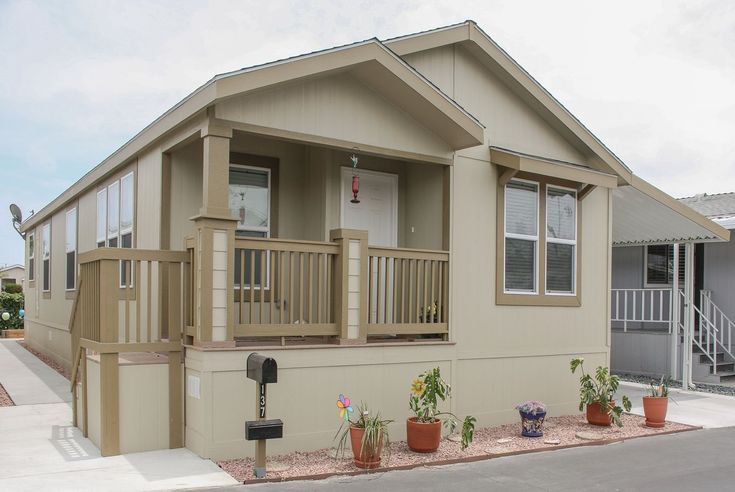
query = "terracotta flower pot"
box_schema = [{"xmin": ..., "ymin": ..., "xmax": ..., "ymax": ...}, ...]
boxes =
[
  {"xmin": 586, "ymin": 401, "xmax": 615, "ymax": 426},
  {"xmin": 406, "ymin": 417, "xmax": 441, "ymax": 453},
  {"xmin": 349, "ymin": 425, "xmax": 383, "ymax": 469},
  {"xmin": 642, "ymin": 396, "xmax": 668, "ymax": 428}
]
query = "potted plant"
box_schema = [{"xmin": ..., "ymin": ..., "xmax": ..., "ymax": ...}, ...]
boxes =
[
  {"xmin": 515, "ymin": 400, "xmax": 547, "ymax": 437},
  {"xmin": 334, "ymin": 397, "xmax": 392, "ymax": 469},
  {"xmin": 407, "ymin": 367, "xmax": 476, "ymax": 452},
  {"xmin": 642, "ymin": 376, "xmax": 669, "ymax": 428},
  {"xmin": 570, "ymin": 357, "xmax": 631, "ymax": 427}
]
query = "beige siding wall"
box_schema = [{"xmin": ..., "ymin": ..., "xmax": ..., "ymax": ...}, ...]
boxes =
[
  {"xmin": 136, "ymin": 148, "xmax": 163, "ymax": 249},
  {"xmin": 170, "ymin": 140, "xmax": 203, "ymax": 249},
  {"xmin": 215, "ymin": 72, "xmax": 454, "ymax": 160},
  {"xmin": 403, "ymin": 45, "xmax": 589, "ymax": 166}
]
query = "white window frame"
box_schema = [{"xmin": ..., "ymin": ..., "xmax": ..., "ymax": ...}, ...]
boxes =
[
  {"xmin": 28, "ymin": 232, "xmax": 35, "ymax": 282},
  {"xmin": 230, "ymin": 163, "xmax": 271, "ymax": 290},
  {"xmin": 65, "ymin": 208, "xmax": 77, "ymax": 291},
  {"xmin": 644, "ymin": 244, "xmax": 685, "ymax": 288},
  {"xmin": 42, "ymin": 223, "xmax": 51, "ymax": 292},
  {"xmin": 120, "ymin": 172, "xmax": 134, "ymax": 241},
  {"xmin": 545, "ymin": 185, "xmax": 577, "ymax": 296},
  {"xmin": 503, "ymin": 178, "xmax": 539, "ymax": 295},
  {"xmin": 107, "ymin": 181, "xmax": 120, "ymax": 248},
  {"xmin": 96, "ymin": 188, "xmax": 107, "ymax": 247}
]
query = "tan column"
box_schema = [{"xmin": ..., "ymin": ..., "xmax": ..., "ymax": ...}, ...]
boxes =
[
  {"xmin": 330, "ymin": 229, "xmax": 368, "ymax": 344},
  {"xmin": 192, "ymin": 125, "xmax": 237, "ymax": 346}
]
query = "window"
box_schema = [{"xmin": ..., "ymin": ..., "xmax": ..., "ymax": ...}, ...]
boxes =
[
  {"xmin": 498, "ymin": 176, "xmax": 581, "ymax": 306},
  {"xmin": 504, "ymin": 180, "xmax": 538, "ymax": 293},
  {"xmin": 230, "ymin": 165, "xmax": 270, "ymax": 289},
  {"xmin": 42, "ymin": 223, "xmax": 50, "ymax": 292},
  {"xmin": 28, "ymin": 232, "xmax": 35, "ymax": 281},
  {"xmin": 546, "ymin": 186, "xmax": 577, "ymax": 294},
  {"xmin": 96, "ymin": 172, "xmax": 135, "ymax": 286},
  {"xmin": 65, "ymin": 208, "xmax": 77, "ymax": 290},
  {"xmin": 96, "ymin": 189, "xmax": 107, "ymax": 248},
  {"xmin": 645, "ymin": 244, "xmax": 685, "ymax": 287}
]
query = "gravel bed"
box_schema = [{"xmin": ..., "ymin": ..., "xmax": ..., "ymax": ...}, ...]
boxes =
[
  {"xmin": 18, "ymin": 342, "xmax": 71, "ymax": 381},
  {"xmin": 217, "ymin": 414, "xmax": 692, "ymax": 482},
  {"xmin": 0, "ymin": 382, "xmax": 14, "ymax": 406},
  {"xmin": 616, "ymin": 372, "xmax": 735, "ymax": 397}
]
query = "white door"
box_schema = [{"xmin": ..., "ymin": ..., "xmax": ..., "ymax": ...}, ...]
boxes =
[
  {"xmin": 341, "ymin": 168, "xmax": 398, "ymax": 323},
  {"xmin": 340, "ymin": 168, "xmax": 398, "ymax": 247}
]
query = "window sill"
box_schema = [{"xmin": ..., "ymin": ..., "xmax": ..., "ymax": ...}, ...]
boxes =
[{"xmin": 496, "ymin": 291, "xmax": 580, "ymax": 307}]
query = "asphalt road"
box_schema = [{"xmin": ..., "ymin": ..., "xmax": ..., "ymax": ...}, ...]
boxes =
[{"xmin": 219, "ymin": 427, "xmax": 734, "ymax": 491}]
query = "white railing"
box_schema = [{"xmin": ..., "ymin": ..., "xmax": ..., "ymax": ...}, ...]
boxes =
[
  {"xmin": 611, "ymin": 288, "xmax": 672, "ymax": 333},
  {"xmin": 698, "ymin": 290, "xmax": 735, "ymax": 374}
]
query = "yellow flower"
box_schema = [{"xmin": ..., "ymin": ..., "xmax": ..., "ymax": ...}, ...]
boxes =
[{"xmin": 411, "ymin": 378, "xmax": 425, "ymax": 396}]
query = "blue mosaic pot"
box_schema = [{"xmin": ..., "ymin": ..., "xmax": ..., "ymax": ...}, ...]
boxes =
[{"xmin": 519, "ymin": 410, "xmax": 546, "ymax": 437}]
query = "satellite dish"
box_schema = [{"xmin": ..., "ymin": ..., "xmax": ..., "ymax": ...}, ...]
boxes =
[
  {"xmin": 9, "ymin": 204, "xmax": 25, "ymax": 239},
  {"xmin": 10, "ymin": 204, "xmax": 22, "ymax": 224}
]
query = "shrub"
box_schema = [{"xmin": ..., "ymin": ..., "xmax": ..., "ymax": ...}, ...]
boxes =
[
  {"xmin": 0, "ymin": 292, "xmax": 24, "ymax": 329},
  {"xmin": 2, "ymin": 283, "xmax": 23, "ymax": 294}
]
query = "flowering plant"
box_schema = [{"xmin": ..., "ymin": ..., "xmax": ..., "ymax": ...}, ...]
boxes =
[
  {"xmin": 515, "ymin": 400, "xmax": 547, "ymax": 416},
  {"xmin": 409, "ymin": 367, "xmax": 476, "ymax": 450}
]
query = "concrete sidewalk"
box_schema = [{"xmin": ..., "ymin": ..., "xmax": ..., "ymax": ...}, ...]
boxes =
[
  {"xmin": 0, "ymin": 339, "xmax": 238, "ymax": 491},
  {"xmin": 617, "ymin": 380, "xmax": 735, "ymax": 428}
]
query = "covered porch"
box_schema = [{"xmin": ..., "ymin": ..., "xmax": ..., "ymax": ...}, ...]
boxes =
[{"xmin": 611, "ymin": 176, "xmax": 730, "ymax": 385}]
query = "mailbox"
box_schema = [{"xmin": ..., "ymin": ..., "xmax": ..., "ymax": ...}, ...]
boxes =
[
  {"xmin": 246, "ymin": 419, "xmax": 284, "ymax": 441},
  {"xmin": 247, "ymin": 353, "xmax": 278, "ymax": 384}
]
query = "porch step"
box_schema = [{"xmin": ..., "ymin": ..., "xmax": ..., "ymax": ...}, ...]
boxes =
[
  {"xmin": 698, "ymin": 352, "xmax": 728, "ymax": 364},
  {"xmin": 710, "ymin": 363, "xmax": 735, "ymax": 374}
]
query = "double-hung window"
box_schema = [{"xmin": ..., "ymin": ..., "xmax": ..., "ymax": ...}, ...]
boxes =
[
  {"xmin": 546, "ymin": 186, "xmax": 577, "ymax": 295},
  {"xmin": 230, "ymin": 164, "xmax": 270, "ymax": 289},
  {"xmin": 504, "ymin": 180, "xmax": 539, "ymax": 293},
  {"xmin": 65, "ymin": 208, "xmax": 77, "ymax": 291},
  {"xmin": 28, "ymin": 232, "xmax": 35, "ymax": 282},
  {"xmin": 500, "ymin": 177, "xmax": 580, "ymax": 305},
  {"xmin": 645, "ymin": 244, "xmax": 685, "ymax": 287},
  {"xmin": 42, "ymin": 223, "xmax": 51, "ymax": 292},
  {"xmin": 96, "ymin": 172, "xmax": 135, "ymax": 286},
  {"xmin": 96, "ymin": 189, "xmax": 107, "ymax": 248}
]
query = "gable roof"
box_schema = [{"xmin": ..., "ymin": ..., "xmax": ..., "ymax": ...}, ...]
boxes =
[
  {"xmin": 679, "ymin": 192, "xmax": 735, "ymax": 219},
  {"xmin": 384, "ymin": 20, "xmax": 633, "ymax": 183},
  {"xmin": 21, "ymin": 38, "xmax": 485, "ymax": 232}
]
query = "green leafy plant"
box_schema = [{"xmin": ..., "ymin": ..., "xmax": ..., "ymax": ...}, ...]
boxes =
[
  {"xmin": 570, "ymin": 357, "xmax": 631, "ymax": 427},
  {"xmin": 0, "ymin": 292, "xmax": 24, "ymax": 329},
  {"xmin": 409, "ymin": 367, "xmax": 476, "ymax": 450},
  {"xmin": 648, "ymin": 375, "xmax": 670, "ymax": 397},
  {"xmin": 334, "ymin": 403, "xmax": 392, "ymax": 461},
  {"xmin": 2, "ymin": 283, "xmax": 22, "ymax": 294}
]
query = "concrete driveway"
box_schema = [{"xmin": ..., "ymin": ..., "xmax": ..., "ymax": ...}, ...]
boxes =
[{"xmin": 0, "ymin": 340, "xmax": 238, "ymax": 491}]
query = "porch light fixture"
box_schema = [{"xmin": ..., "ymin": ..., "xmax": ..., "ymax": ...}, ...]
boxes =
[{"xmin": 350, "ymin": 152, "xmax": 360, "ymax": 204}]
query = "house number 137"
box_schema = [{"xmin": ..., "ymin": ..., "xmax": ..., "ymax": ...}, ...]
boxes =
[{"xmin": 259, "ymin": 383, "xmax": 266, "ymax": 418}]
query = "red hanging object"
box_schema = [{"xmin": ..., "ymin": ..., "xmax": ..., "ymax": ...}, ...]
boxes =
[{"xmin": 351, "ymin": 175, "xmax": 360, "ymax": 203}]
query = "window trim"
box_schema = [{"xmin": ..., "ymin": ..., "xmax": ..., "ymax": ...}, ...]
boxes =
[
  {"xmin": 644, "ymin": 244, "xmax": 685, "ymax": 288},
  {"xmin": 496, "ymin": 172, "xmax": 582, "ymax": 307},
  {"xmin": 27, "ymin": 231, "xmax": 35, "ymax": 283},
  {"xmin": 96, "ymin": 188, "xmax": 107, "ymax": 247},
  {"xmin": 41, "ymin": 223, "xmax": 51, "ymax": 294},
  {"xmin": 65, "ymin": 207, "xmax": 77, "ymax": 292},
  {"xmin": 545, "ymin": 184, "xmax": 577, "ymax": 296},
  {"xmin": 503, "ymin": 178, "xmax": 539, "ymax": 295}
]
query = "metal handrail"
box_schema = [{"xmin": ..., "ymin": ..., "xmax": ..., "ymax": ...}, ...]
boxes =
[{"xmin": 611, "ymin": 288, "xmax": 672, "ymax": 333}]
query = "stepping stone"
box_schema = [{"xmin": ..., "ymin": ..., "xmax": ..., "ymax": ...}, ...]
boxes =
[
  {"xmin": 544, "ymin": 439, "xmax": 561, "ymax": 445},
  {"xmin": 267, "ymin": 461, "xmax": 291, "ymax": 472},
  {"xmin": 575, "ymin": 431, "xmax": 602, "ymax": 440},
  {"xmin": 496, "ymin": 438, "xmax": 513, "ymax": 444},
  {"xmin": 447, "ymin": 433, "xmax": 462, "ymax": 442}
]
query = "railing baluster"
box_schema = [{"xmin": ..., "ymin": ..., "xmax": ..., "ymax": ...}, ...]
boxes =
[
  {"xmin": 298, "ymin": 252, "xmax": 304, "ymax": 326},
  {"xmin": 239, "ymin": 249, "xmax": 245, "ymax": 325},
  {"xmin": 260, "ymin": 251, "xmax": 266, "ymax": 324},
  {"xmin": 377, "ymin": 256, "xmax": 384, "ymax": 324},
  {"xmin": 624, "ymin": 292, "xmax": 628, "ymax": 332},
  {"xmin": 249, "ymin": 251, "xmax": 255, "ymax": 324},
  {"xmin": 288, "ymin": 252, "xmax": 294, "ymax": 324}
]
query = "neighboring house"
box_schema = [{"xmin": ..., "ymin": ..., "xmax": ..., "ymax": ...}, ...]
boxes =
[
  {"xmin": 19, "ymin": 21, "xmax": 727, "ymax": 459},
  {"xmin": 0, "ymin": 264, "xmax": 24, "ymax": 288},
  {"xmin": 611, "ymin": 192, "xmax": 735, "ymax": 383}
]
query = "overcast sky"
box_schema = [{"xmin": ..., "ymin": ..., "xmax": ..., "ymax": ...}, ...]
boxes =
[{"xmin": 1, "ymin": 0, "xmax": 734, "ymax": 266}]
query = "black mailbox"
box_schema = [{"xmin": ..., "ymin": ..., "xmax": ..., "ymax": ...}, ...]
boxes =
[
  {"xmin": 247, "ymin": 353, "xmax": 277, "ymax": 384},
  {"xmin": 245, "ymin": 419, "xmax": 284, "ymax": 441}
]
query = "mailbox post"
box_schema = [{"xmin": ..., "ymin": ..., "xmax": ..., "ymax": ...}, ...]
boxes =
[{"xmin": 245, "ymin": 353, "xmax": 283, "ymax": 478}]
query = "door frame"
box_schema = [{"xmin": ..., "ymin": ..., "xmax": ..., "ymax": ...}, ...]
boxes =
[{"xmin": 339, "ymin": 167, "xmax": 399, "ymax": 247}]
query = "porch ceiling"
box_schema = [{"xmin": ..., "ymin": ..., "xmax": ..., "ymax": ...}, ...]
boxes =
[{"xmin": 613, "ymin": 176, "xmax": 730, "ymax": 246}]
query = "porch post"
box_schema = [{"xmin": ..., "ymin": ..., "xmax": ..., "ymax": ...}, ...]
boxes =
[
  {"xmin": 670, "ymin": 243, "xmax": 679, "ymax": 380},
  {"xmin": 683, "ymin": 243, "xmax": 695, "ymax": 388},
  {"xmin": 192, "ymin": 122, "xmax": 237, "ymax": 346},
  {"xmin": 330, "ymin": 229, "xmax": 368, "ymax": 344}
]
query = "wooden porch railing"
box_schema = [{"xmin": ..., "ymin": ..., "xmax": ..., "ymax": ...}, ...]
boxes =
[
  {"xmin": 69, "ymin": 248, "xmax": 190, "ymax": 456},
  {"xmin": 367, "ymin": 246, "xmax": 449, "ymax": 337},
  {"xmin": 230, "ymin": 233, "xmax": 450, "ymax": 341}
]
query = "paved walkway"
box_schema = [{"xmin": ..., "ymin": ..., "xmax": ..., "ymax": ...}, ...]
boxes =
[
  {"xmin": 0, "ymin": 339, "xmax": 238, "ymax": 491},
  {"xmin": 617, "ymin": 381, "xmax": 735, "ymax": 428}
]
